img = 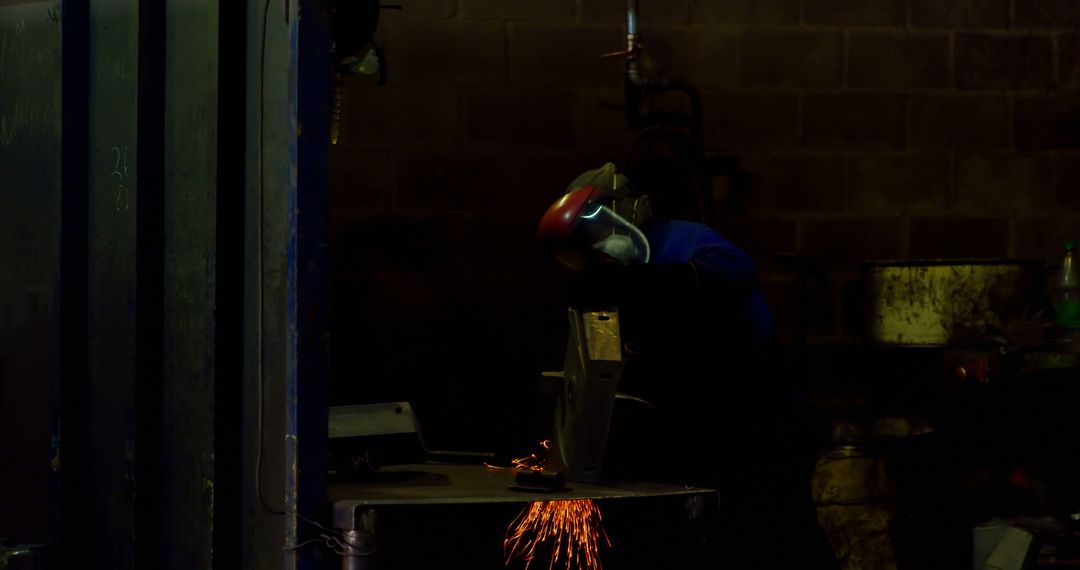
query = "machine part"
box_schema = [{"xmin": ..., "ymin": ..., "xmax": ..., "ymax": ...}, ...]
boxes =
[
  {"xmin": 340, "ymin": 509, "xmax": 378, "ymax": 570},
  {"xmin": 512, "ymin": 469, "xmax": 568, "ymax": 493},
  {"xmin": 0, "ymin": 544, "xmax": 47, "ymax": 570},
  {"xmin": 343, "ymin": 47, "xmax": 381, "ymax": 75},
  {"xmin": 614, "ymin": 392, "xmax": 655, "ymax": 408},
  {"xmin": 1022, "ymin": 350, "xmax": 1080, "ymax": 373},
  {"xmin": 328, "ymin": 463, "xmax": 716, "ymax": 568},
  {"xmin": 327, "ymin": 402, "xmax": 495, "ymax": 480},
  {"xmin": 984, "ymin": 526, "xmax": 1035, "ymax": 570},
  {"xmin": 583, "ymin": 312, "xmax": 622, "ymax": 361},
  {"xmin": 425, "ymin": 449, "xmax": 497, "ymax": 463},
  {"xmin": 329, "ymin": 402, "xmax": 421, "ymax": 439},
  {"xmin": 329, "ymin": 1, "xmax": 396, "ymax": 145},
  {"xmin": 812, "ymin": 445, "xmax": 899, "ymax": 570},
  {"xmin": 329, "ymin": 74, "xmax": 343, "ymax": 145},
  {"xmin": 549, "ymin": 309, "xmax": 625, "ymax": 483},
  {"xmin": 331, "ymin": 0, "xmax": 380, "ymax": 64},
  {"xmin": 974, "ymin": 520, "xmax": 1012, "ymax": 570},
  {"xmin": 862, "ymin": 260, "xmax": 1039, "ymax": 346},
  {"xmin": 328, "ymin": 402, "xmax": 425, "ymax": 479}
]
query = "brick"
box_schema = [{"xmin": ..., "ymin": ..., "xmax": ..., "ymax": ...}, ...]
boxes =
[
  {"xmin": 338, "ymin": 83, "xmax": 458, "ymax": 147},
  {"xmin": 581, "ymin": 0, "xmax": 689, "ymax": 24},
  {"xmin": 848, "ymin": 32, "xmax": 951, "ymax": 89},
  {"xmin": 1015, "ymin": 0, "xmax": 1080, "ymax": 29},
  {"xmin": 396, "ymin": 152, "xmax": 506, "ymax": 212},
  {"xmin": 633, "ymin": 27, "xmax": 736, "ymax": 88},
  {"xmin": 462, "ymin": 0, "xmax": 574, "ymax": 21},
  {"xmin": 702, "ymin": 92, "xmax": 799, "ymax": 151},
  {"xmin": 848, "ymin": 154, "xmax": 950, "ymax": 213},
  {"xmin": 1061, "ymin": 35, "xmax": 1080, "ymax": 90},
  {"xmin": 575, "ymin": 88, "xmax": 635, "ymax": 154},
  {"xmin": 463, "ymin": 88, "xmax": 576, "ymax": 150},
  {"xmin": 1059, "ymin": 153, "xmax": 1080, "ymax": 211},
  {"xmin": 691, "ymin": 0, "xmax": 800, "ymax": 25},
  {"xmin": 955, "ymin": 153, "xmax": 1057, "ymax": 213},
  {"xmin": 739, "ymin": 31, "xmax": 842, "ymax": 88},
  {"xmin": 1014, "ymin": 217, "xmax": 1080, "ymax": 264},
  {"xmin": 910, "ymin": 0, "xmax": 1009, "ymax": 28},
  {"xmin": 955, "ymin": 33, "xmax": 1054, "ymax": 90},
  {"xmin": 385, "ymin": 21, "xmax": 506, "ymax": 84},
  {"xmin": 1014, "ymin": 96, "xmax": 1080, "ymax": 150},
  {"xmin": 803, "ymin": 94, "xmax": 907, "ymax": 150},
  {"xmin": 378, "ymin": 0, "xmax": 457, "ymax": 19},
  {"xmin": 803, "ymin": 0, "xmax": 906, "ymax": 26},
  {"xmin": 908, "ymin": 217, "xmax": 1010, "ymax": 258},
  {"xmin": 333, "ymin": 214, "xmax": 475, "ymax": 277},
  {"xmin": 329, "ymin": 149, "xmax": 394, "ymax": 212},
  {"xmin": 839, "ymin": 278, "xmax": 866, "ymax": 337},
  {"xmin": 911, "ymin": 95, "xmax": 1010, "ymax": 150},
  {"xmin": 509, "ymin": 23, "xmax": 624, "ymax": 86},
  {"xmin": 737, "ymin": 154, "xmax": 845, "ymax": 211},
  {"xmin": 800, "ymin": 218, "xmax": 905, "ymax": 265},
  {"xmin": 396, "ymin": 151, "xmax": 612, "ymax": 214},
  {"xmin": 756, "ymin": 277, "xmax": 802, "ymax": 341},
  {"xmin": 760, "ymin": 275, "xmax": 840, "ymax": 339},
  {"xmin": 461, "ymin": 216, "xmax": 560, "ymax": 272}
]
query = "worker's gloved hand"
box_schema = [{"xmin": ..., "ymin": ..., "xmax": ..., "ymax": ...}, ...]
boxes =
[{"xmin": 564, "ymin": 263, "xmax": 698, "ymax": 310}]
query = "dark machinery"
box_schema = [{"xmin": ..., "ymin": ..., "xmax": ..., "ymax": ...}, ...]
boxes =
[
  {"xmin": 328, "ymin": 0, "xmax": 399, "ymax": 144},
  {"xmin": 602, "ymin": 0, "xmax": 739, "ymax": 227}
]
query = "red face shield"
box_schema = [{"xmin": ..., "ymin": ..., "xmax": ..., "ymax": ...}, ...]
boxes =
[{"xmin": 537, "ymin": 185, "xmax": 650, "ymax": 270}]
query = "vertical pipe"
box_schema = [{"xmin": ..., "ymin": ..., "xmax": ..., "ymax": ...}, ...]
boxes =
[
  {"xmin": 59, "ymin": 0, "xmax": 91, "ymax": 567},
  {"xmin": 214, "ymin": 0, "xmax": 248, "ymax": 566},
  {"xmin": 135, "ymin": 0, "xmax": 166, "ymax": 565},
  {"xmin": 625, "ymin": 0, "xmax": 641, "ymax": 86},
  {"xmin": 295, "ymin": 0, "xmax": 332, "ymax": 568}
]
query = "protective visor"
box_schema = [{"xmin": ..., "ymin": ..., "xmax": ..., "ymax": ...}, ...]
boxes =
[{"xmin": 558, "ymin": 203, "xmax": 650, "ymax": 269}]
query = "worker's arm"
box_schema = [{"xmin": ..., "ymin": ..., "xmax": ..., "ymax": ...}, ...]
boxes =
[
  {"xmin": 686, "ymin": 240, "xmax": 758, "ymax": 297},
  {"xmin": 565, "ymin": 222, "xmax": 759, "ymax": 308}
]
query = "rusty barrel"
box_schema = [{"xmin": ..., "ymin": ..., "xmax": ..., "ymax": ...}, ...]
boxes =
[{"xmin": 812, "ymin": 444, "xmax": 899, "ymax": 570}]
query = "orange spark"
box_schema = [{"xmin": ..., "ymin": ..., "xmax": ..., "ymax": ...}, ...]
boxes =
[
  {"xmin": 512, "ymin": 439, "xmax": 551, "ymax": 471},
  {"xmin": 504, "ymin": 499, "xmax": 611, "ymax": 570},
  {"xmin": 486, "ymin": 440, "xmax": 553, "ymax": 472}
]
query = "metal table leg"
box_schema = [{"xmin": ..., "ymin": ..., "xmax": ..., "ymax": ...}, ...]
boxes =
[{"xmin": 340, "ymin": 507, "xmax": 378, "ymax": 570}]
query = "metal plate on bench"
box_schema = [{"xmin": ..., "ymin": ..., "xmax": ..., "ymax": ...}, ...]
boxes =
[{"xmin": 329, "ymin": 463, "xmax": 715, "ymax": 529}]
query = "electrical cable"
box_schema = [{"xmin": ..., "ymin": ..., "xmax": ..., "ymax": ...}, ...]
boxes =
[
  {"xmin": 255, "ymin": 1, "xmax": 368, "ymax": 557},
  {"xmin": 256, "ymin": 0, "xmax": 284, "ymax": 517},
  {"xmin": 254, "ymin": 3, "xmax": 384, "ymax": 561}
]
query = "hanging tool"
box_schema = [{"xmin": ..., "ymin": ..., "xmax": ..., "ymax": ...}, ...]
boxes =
[{"xmin": 329, "ymin": 0, "xmax": 401, "ymax": 144}]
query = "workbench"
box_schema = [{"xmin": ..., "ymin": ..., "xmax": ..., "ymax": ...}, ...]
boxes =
[{"xmin": 329, "ymin": 462, "xmax": 718, "ymax": 569}]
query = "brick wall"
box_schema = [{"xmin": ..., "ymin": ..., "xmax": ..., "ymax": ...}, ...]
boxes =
[{"xmin": 330, "ymin": 0, "xmax": 1080, "ymax": 431}]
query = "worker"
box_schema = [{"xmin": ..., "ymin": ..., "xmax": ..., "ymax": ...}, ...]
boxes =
[{"xmin": 536, "ymin": 163, "xmax": 836, "ymax": 569}]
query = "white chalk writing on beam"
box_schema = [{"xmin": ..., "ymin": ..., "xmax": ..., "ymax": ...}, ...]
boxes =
[
  {"xmin": 111, "ymin": 145, "xmax": 129, "ymax": 178},
  {"xmin": 114, "ymin": 183, "xmax": 129, "ymax": 212},
  {"xmin": 0, "ymin": 115, "xmax": 11, "ymax": 147},
  {"xmin": 110, "ymin": 145, "xmax": 130, "ymax": 211},
  {"xmin": 0, "ymin": 101, "xmax": 57, "ymax": 147},
  {"xmin": 113, "ymin": 57, "xmax": 127, "ymax": 80}
]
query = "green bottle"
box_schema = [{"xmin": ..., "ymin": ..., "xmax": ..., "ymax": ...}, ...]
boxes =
[{"xmin": 1056, "ymin": 240, "xmax": 1080, "ymax": 351}]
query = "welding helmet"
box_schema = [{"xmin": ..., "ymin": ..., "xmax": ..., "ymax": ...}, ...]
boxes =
[
  {"xmin": 567, "ymin": 162, "xmax": 653, "ymax": 228},
  {"xmin": 537, "ymin": 184, "xmax": 651, "ymax": 270}
]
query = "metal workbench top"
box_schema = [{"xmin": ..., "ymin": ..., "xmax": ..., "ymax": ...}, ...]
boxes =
[{"xmin": 329, "ymin": 463, "xmax": 715, "ymax": 529}]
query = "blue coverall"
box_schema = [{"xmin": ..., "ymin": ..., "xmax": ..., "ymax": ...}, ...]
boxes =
[{"xmin": 590, "ymin": 218, "xmax": 837, "ymax": 569}]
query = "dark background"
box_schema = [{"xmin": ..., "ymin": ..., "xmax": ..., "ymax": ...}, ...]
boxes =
[
  {"xmin": 328, "ymin": 0, "xmax": 1080, "ymax": 455},
  {"xmin": 2, "ymin": 0, "xmax": 1080, "ymax": 567}
]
